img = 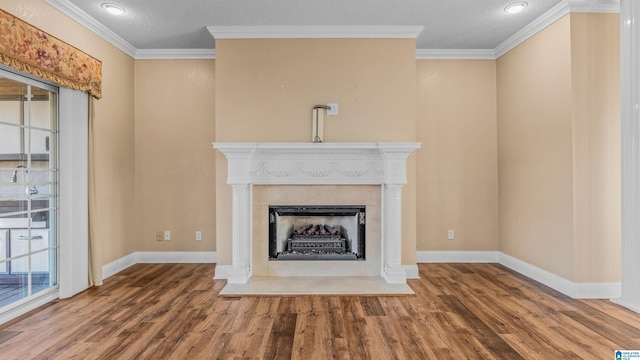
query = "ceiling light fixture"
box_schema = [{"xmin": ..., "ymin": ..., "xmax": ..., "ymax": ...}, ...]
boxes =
[
  {"xmin": 101, "ymin": 3, "xmax": 125, "ymax": 15},
  {"xmin": 504, "ymin": 2, "xmax": 528, "ymax": 14}
]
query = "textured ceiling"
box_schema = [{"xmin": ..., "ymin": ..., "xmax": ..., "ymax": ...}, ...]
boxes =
[{"xmin": 63, "ymin": 0, "xmax": 567, "ymax": 50}]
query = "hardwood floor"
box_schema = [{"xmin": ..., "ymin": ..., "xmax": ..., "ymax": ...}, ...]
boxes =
[{"xmin": 0, "ymin": 263, "xmax": 639, "ymax": 359}]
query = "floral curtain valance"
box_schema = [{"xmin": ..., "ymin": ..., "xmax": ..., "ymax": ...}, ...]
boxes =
[{"xmin": 0, "ymin": 9, "xmax": 102, "ymax": 99}]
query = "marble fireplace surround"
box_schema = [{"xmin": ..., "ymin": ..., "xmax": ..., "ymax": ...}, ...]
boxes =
[{"xmin": 213, "ymin": 142, "xmax": 421, "ymax": 293}]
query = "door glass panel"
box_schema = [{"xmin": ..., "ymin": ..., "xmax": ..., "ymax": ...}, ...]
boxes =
[
  {"xmin": 0, "ymin": 123, "xmax": 21, "ymax": 155},
  {"xmin": 0, "ymin": 72, "xmax": 58, "ymax": 311},
  {"xmin": 0, "ymin": 258, "xmax": 28, "ymax": 308}
]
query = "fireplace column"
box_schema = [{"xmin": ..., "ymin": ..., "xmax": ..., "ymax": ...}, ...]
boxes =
[
  {"xmin": 221, "ymin": 147, "xmax": 254, "ymax": 284},
  {"xmin": 382, "ymin": 184, "xmax": 405, "ymax": 283},
  {"xmin": 380, "ymin": 147, "xmax": 414, "ymax": 284},
  {"xmin": 228, "ymin": 184, "xmax": 251, "ymax": 283}
]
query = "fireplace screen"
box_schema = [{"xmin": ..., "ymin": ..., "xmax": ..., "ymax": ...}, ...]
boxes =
[{"xmin": 269, "ymin": 205, "xmax": 366, "ymax": 261}]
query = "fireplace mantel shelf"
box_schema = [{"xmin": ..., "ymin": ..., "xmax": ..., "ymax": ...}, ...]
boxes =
[
  {"xmin": 214, "ymin": 142, "xmax": 421, "ymax": 185},
  {"xmin": 213, "ymin": 141, "xmax": 421, "ymax": 287}
]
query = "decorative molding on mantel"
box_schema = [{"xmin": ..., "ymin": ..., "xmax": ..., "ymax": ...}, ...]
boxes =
[
  {"xmin": 207, "ymin": 26, "xmax": 425, "ymax": 40},
  {"xmin": 214, "ymin": 142, "xmax": 421, "ymax": 285},
  {"xmin": 213, "ymin": 142, "xmax": 422, "ymax": 186}
]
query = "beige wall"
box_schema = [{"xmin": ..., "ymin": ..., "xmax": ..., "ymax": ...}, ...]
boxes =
[
  {"xmin": 215, "ymin": 38, "xmax": 418, "ymax": 265},
  {"xmin": 416, "ymin": 60, "xmax": 499, "ymax": 252},
  {"xmin": 498, "ymin": 16, "xmax": 575, "ymax": 280},
  {"xmin": 0, "ymin": 0, "xmax": 136, "ymax": 266},
  {"xmin": 570, "ymin": 13, "xmax": 620, "ymax": 282},
  {"xmin": 134, "ymin": 60, "xmax": 216, "ymax": 252},
  {"xmin": 497, "ymin": 14, "xmax": 620, "ymax": 282},
  {"xmin": 1, "ymin": 2, "xmax": 621, "ymax": 285}
]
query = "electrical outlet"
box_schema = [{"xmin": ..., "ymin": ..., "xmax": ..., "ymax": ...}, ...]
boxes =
[
  {"xmin": 156, "ymin": 232, "xmax": 164, "ymax": 241},
  {"xmin": 196, "ymin": 231, "xmax": 202, "ymax": 241},
  {"xmin": 164, "ymin": 230, "xmax": 170, "ymax": 241},
  {"xmin": 326, "ymin": 103, "xmax": 339, "ymax": 115},
  {"xmin": 448, "ymin": 230, "xmax": 454, "ymax": 240}
]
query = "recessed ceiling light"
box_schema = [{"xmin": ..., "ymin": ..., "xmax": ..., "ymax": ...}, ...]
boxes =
[
  {"xmin": 505, "ymin": 2, "xmax": 528, "ymax": 14},
  {"xmin": 101, "ymin": 3, "xmax": 125, "ymax": 15}
]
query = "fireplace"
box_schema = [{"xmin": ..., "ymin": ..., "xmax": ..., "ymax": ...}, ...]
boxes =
[
  {"xmin": 213, "ymin": 142, "xmax": 420, "ymax": 286},
  {"xmin": 268, "ymin": 205, "xmax": 366, "ymax": 261}
]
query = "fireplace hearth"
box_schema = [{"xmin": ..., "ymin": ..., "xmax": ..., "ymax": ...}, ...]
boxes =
[{"xmin": 269, "ymin": 205, "xmax": 365, "ymax": 261}]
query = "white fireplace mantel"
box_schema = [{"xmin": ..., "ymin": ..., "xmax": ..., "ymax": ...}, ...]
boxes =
[{"xmin": 213, "ymin": 142, "xmax": 421, "ymax": 285}]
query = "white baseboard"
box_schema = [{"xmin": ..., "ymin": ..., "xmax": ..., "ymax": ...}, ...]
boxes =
[
  {"xmin": 214, "ymin": 264, "xmax": 232, "ymax": 280},
  {"xmin": 136, "ymin": 251, "xmax": 216, "ymax": 263},
  {"xmin": 101, "ymin": 250, "xmax": 621, "ymax": 299},
  {"xmin": 102, "ymin": 251, "xmax": 217, "ymax": 280},
  {"xmin": 403, "ymin": 264, "xmax": 420, "ymax": 279},
  {"xmin": 610, "ymin": 297, "xmax": 640, "ymax": 313},
  {"xmin": 416, "ymin": 250, "xmax": 621, "ymax": 299},
  {"xmin": 417, "ymin": 250, "xmax": 500, "ymax": 263},
  {"xmin": 102, "ymin": 252, "xmax": 138, "ymax": 279},
  {"xmin": 498, "ymin": 252, "xmax": 621, "ymax": 299}
]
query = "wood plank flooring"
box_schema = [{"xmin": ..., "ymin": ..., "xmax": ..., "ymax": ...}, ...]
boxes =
[{"xmin": 0, "ymin": 263, "xmax": 639, "ymax": 359}]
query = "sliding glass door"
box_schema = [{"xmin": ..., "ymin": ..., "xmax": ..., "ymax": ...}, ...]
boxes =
[{"xmin": 0, "ymin": 69, "xmax": 58, "ymax": 309}]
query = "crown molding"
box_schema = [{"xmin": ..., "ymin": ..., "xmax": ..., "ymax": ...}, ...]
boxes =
[
  {"xmin": 207, "ymin": 26, "xmax": 424, "ymax": 40},
  {"xmin": 569, "ymin": 0, "xmax": 620, "ymax": 13},
  {"xmin": 495, "ymin": 0, "xmax": 570, "ymax": 58},
  {"xmin": 45, "ymin": 0, "xmax": 137, "ymax": 58},
  {"xmin": 134, "ymin": 49, "xmax": 216, "ymax": 60},
  {"xmin": 494, "ymin": 0, "xmax": 620, "ymax": 58},
  {"xmin": 45, "ymin": 0, "xmax": 619, "ymax": 61},
  {"xmin": 416, "ymin": 49, "xmax": 496, "ymax": 60}
]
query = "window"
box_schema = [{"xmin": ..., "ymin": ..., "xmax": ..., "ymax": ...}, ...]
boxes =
[{"xmin": 0, "ymin": 69, "xmax": 59, "ymax": 310}]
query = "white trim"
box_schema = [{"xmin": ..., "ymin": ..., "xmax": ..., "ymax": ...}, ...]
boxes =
[
  {"xmin": 611, "ymin": 298, "xmax": 640, "ymax": 313},
  {"xmin": 417, "ymin": 251, "xmax": 500, "ymax": 263},
  {"xmin": 207, "ymin": 26, "xmax": 424, "ymax": 40},
  {"xmin": 136, "ymin": 251, "xmax": 217, "ymax": 263},
  {"xmin": 498, "ymin": 253, "xmax": 621, "ymax": 299},
  {"xmin": 0, "ymin": 289, "xmax": 59, "ymax": 326},
  {"xmin": 44, "ymin": 0, "xmax": 137, "ymax": 58},
  {"xmin": 495, "ymin": 0, "xmax": 570, "ymax": 58},
  {"xmin": 214, "ymin": 265, "xmax": 232, "ymax": 280},
  {"xmin": 415, "ymin": 251, "xmax": 621, "ymax": 299},
  {"xmin": 620, "ymin": 0, "xmax": 640, "ymax": 313},
  {"xmin": 403, "ymin": 264, "xmax": 419, "ymax": 279},
  {"xmin": 44, "ymin": 0, "xmax": 620, "ymax": 61},
  {"xmin": 134, "ymin": 49, "xmax": 216, "ymax": 60},
  {"xmin": 101, "ymin": 252, "xmax": 138, "ymax": 279},
  {"xmin": 570, "ymin": 0, "xmax": 620, "ymax": 13},
  {"xmin": 102, "ymin": 252, "xmax": 217, "ymax": 280},
  {"xmin": 416, "ymin": 49, "xmax": 496, "ymax": 60}
]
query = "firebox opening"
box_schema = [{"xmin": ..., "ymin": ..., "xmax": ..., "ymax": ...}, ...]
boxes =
[{"xmin": 269, "ymin": 205, "xmax": 366, "ymax": 261}]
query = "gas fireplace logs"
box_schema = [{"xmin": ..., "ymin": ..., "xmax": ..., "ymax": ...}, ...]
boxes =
[{"xmin": 273, "ymin": 223, "xmax": 358, "ymax": 260}]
